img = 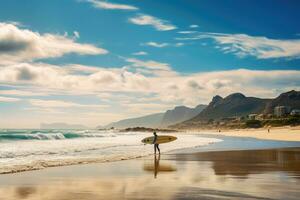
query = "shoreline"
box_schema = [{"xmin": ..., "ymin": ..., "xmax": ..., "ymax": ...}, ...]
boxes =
[
  {"xmin": 1, "ymin": 132, "xmax": 300, "ymax": 175},
  {"xmin": 186, "ymin": 126, "xmax": 300, "ymax": 142},
  {"xmin": 0, "ymin": 134, "xmax": 221, "ymax": 175},
  {"xmin": 1, "ymin": 146, "xmax": 300, "ymax": 200}
]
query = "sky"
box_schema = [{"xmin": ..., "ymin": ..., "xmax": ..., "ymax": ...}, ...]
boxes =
[{"xmin": 0, "ymin": 0, "xmax": 300, "ymax": 128}]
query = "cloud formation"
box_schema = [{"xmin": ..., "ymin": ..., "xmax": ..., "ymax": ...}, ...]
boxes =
[
  {"xmin": 142, "ymin": 42, "xmax": 184, "ymax": 48},
  {"xmin": 177, "ymin": 32, "xmax": 300, "ymax": 59},
  {"xmin": 190, "ymin": 24, "xmax": 199, "ymax": 28},
  {"xmin": 129, "ymin": 14, "xmax": 176, "ymax": 31},
  {"xmin": 143, "ymin": 42, "xmax": 169, "ymax": 48},
  {"xmin": 1, "ymin": 60, "xmax": 300, "ymax": 126},
  {"xmin": 132, "ymin": 51, "xmax": 148, "ymax": 56},
  {"xmin": 29, "ymin": 99, "xmax": 108, "ymax": 109},
  {"xmin": 0, "ymin": 62, "xmax": 150, "ymax": 93},
  {"xmin": 84, "ymin": 0, "xmax": 138, "ymax": 10},
  {"xmin": 0, "ymin": 22, "xmax": 107, "ymax": 64},
  {"xmin": 0, "ymin": 96, "xmax": 20, "ymax": 102},
  {"xmin": 125, "ymin": 58, "xmax": 177, "ymax": 77},
  {"xmin": 178, "ymin": 31, "xmax": 197, "ymax": 34},
  {"xmin": 1, "ymin": 61, "xmax": 299, "ymax": 106}
]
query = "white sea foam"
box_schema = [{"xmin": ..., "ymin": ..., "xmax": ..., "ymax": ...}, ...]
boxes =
[{"xmin": 0, "ymin": 130, "xmax": 222, "ymax": 174}]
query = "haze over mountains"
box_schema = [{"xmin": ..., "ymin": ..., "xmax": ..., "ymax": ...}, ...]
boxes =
[
  {"xmin": 104, "ymin": 104, "xmax": 207, "ymax": 129},
  {"xmin": 42, "ymin": 91, "xmax": 300, "ymax": 130},
  {"xmin": 40, "ymin": 123, "xmax": 88, "ymax": 129},
  {"xmin": 103, "ymin": 113, "xmax": 165, "ymax": 129},
  {"xmin": 161, "ymin": 105, "xmax": 207, "ymax": 126}
]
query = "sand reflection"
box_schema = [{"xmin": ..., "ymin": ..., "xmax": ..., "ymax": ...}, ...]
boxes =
[
  {"xmin": 143, "ymin": 154, "xmax": 177, "ymax": 178},
  {"xmin": 169, "ymin": 148, "xmax": 300, "ymax": 178},
  {"xmin": 0, "ymin": 148, "xmax": 300, "ymax": 200}
]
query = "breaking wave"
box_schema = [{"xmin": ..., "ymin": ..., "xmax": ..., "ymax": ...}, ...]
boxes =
[
  {"xmin": 0, "ymin": 130, "xmax": 115, "ymax": 141},
  {"xmin": 0, "ymin": 129, "xmax": 222, "ymax": 174}
]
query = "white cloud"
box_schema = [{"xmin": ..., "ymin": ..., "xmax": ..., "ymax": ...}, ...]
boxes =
[
  {"xmin": 177, "ymin": 32, "xmax": 300, "ymax": 59},
  {"xmin": 0, "ymin": 22, "xmax": 107, "ymax": 64},
  {"xmin": 29, "ymin": 99, "xmax": 108, "ymax": 109},
  {"xmin": 125, "ymin": 58, "xmax": 171, "ymax": 71},
  {"xmin": 129, "ymin": 14, "xmax": 176, "ymax": 31},
  {"xmin": 190, "ymin": 24, "xmax": 199, "ymax": 28},
  {"xmin": 143, "ymin": 42, "xmax": 169, "ymax": 48},
  {"xmin": 142, "ymin": 41, "xmax": 184, "ymax": 48},
  {"xmin": 209, "ymin": 33, "xmax": 300, "ymax": 59},
  {"xmin": 125, "ymin": 58, "xmax": 177, "ymax": 77},
  {"xmin": 64, "ymin": 64, "xmax": 103, "ymax": 74},
  {"xmin": 178, "ymin": 31, "xmax": 197, "ymax": 34},
  {"xmin": 2, "ymin": 62, "xmax": 299, "ymax": 104},
  {"xmin": 0, "ymin": 96, "xmax": 20, "ymax": 102},
  {"xmin": 132, "ymin": 51, "xmax": 148, "ymax": 56},
  {"xmin": 0, "ymin": 62, "xmax": 151, "ymax": 93},
  {"xmin": 175, "ymin": 42, "xmax": 184, "ymax": 47},
  {"xmin": 0, "ymin": 89, "xmax": 47, "ymax": 96},
  {"xmin": 85, "ymin": 0, "xmax": 138, "ymax": 10},
  {"xmin": 1, "ymin": 61, "xmax": 300, "ymax": 126}
]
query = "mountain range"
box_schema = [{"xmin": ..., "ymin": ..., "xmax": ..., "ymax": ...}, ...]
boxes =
[
  {"xmin": 101, "ymin": 90, "xmax": 299, "ymax": 130},
  {"xmin": 173, "ymin": 90, "xmax": 300, "ymax": 128},
  {"xmin": 104, "ymin": 104, "xmax": 207, "ymax": 129},
  {"xmin": 190, "ymin": 93, "xmax": 270, "ymax": 121},
  {"xmin": 263, "ymin": 90, "xmax": 300, "ymax": 114}
]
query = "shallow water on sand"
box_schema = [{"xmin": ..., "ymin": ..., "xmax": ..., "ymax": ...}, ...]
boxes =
[
  {"xmin": 0, "ymin": 147, "xmax": 300, "ymax": 200},
  {"xmin": 0, "ymin": 130, "xmax": 221, "ymax": 174}
]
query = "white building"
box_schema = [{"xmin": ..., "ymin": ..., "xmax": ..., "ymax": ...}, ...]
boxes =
[
  {"xmin": 274, "ymin": 106, "xmax": 291, "ymax": 117},
  {"xmin": 290, "ymin": 109, "xmax": 300, "ymax": 116},
  {"xmin": 248, "ymin": 114, "xmax": 258, "ymax": 120}
]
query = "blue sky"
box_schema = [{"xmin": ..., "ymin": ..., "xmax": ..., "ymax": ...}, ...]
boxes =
[{"xmin": 0, "ymin": 0, "xmax": 299, "ymax": 128}]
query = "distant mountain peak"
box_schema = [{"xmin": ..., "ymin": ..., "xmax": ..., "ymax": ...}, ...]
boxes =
[
  {"xmin": 211, "ymin": 95, "xmax": 223, "ymax": 103},
  {"xmin": 173, "ymin": 105, "xmax": 190, "ymax": 110},
  {"xmin": 102, "ymin": 103, "xmax": 207, "ymax": 129},
  {"xmin": 264, "ymin": 90, "xmax": 300, "ymax": 114},
  {"xmin": 180, "ymin": 92, "xmax": 269, "ymax": 123},
  {"xmin": 278, "ymin": 90, "xmax": 300, "ymax": 99},
  {"xmin": 161, "ymin": 104, "xmax": 206, "ymax": 127},
  {"xmin": 226, "ymin": 93, "xmax": 246, "ymax": 99}
]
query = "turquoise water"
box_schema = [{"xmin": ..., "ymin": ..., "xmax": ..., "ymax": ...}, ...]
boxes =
[
  {"xmin": 0, "ymin": 129, "xmax": 110, "ymax": 141},
  {"xmin": 0, "ymin": 130, "xmax": 221, "ymax": 174}
]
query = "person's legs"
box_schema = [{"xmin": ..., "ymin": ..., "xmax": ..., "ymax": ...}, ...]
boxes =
[
  {"xmin": 156, "ymin": 144, "xmax": 160, "ymax": 154},
  {"xmin": 154, "ymin": 144, "xmax": 156, "ymax": 154}
]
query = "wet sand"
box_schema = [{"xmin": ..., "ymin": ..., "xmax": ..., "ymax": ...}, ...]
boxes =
[{"xmin": 1, "ymin": 145, "xmax": 300, "ymax": 200}]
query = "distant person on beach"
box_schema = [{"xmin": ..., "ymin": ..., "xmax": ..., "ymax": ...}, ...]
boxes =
[{"xmin": 153, "ymin": 132, "xmax": 160, "ymax": 154}]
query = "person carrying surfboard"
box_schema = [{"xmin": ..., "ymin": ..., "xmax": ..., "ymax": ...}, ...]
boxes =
[{"xmin": 153, "ymin": 132, "xmax": 160, "ymax": 154}]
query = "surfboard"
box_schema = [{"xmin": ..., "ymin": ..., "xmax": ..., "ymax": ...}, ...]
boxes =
[{"xmin": 141, "ymin": 135, "xmax": 177, "ymax": 144}]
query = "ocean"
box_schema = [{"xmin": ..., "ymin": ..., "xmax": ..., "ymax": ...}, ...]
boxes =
[{"xmin": 0, "ymin": 129, "xmax": 221, "ymax": 174}]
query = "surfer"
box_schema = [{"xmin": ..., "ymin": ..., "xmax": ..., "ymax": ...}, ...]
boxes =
[{"xmin": 153, "ymin": 132, "xmax": 160, "ymax": 154}]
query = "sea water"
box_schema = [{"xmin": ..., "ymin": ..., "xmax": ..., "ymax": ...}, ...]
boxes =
[{"xmin": 0, "ymin": 129, "xmax": 221, "ymax": 174}]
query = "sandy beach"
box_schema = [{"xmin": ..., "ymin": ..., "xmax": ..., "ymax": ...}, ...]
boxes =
[
  {"xmin": 0, "ymin": 135, "xmax": 300, "ymax": 200},
  {"xmin": 194, "ymin": 126, "xmax": 300, "ymax": 142}
]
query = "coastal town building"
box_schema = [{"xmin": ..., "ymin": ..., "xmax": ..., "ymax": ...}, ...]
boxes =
[
  {"xmin": 256, "ymin": 114, "xmax": 265, "ymax": 120},
  {"xmin": 274, "ymin": 106, "xmax": 291, "ymax": 117},
  {"xmin": 248, "ymin": 114, "xmax": 258, "ymax": 120},
  {"xmin": 290, "ymin": 109, "xmax": 300, "ymax": 116}
]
